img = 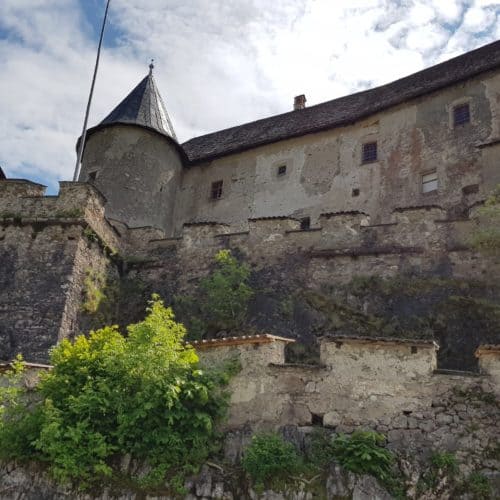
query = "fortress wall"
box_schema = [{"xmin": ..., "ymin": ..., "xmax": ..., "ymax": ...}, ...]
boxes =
[
  {"xmin": 0, "ymin": 182, "xmax": 121, "ymax": 362},
  {"xmin": 0, "ymin": 180, "xmax": 47, "ymax": 199},
  {"xmin": 0, "ymin": 181, "xmax": 121, "ymax": 254},
  {"xmin": 136, "ymin": 204, "xmax": 495, "ymax": 291},
  {"xmin": 196, "ymin": 335, "xmax": 500, "ymax": 471},
  {"xmin": 0, "ymin": 223, "xmax": 83, "ymax": 362}
]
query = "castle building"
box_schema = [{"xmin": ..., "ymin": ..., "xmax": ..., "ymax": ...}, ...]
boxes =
[
  {"xmin": 1, "ymin": 40, "xmax": 500, "ymax": 366},
  {"xmin": 79, "ymin": 40, "xmax": 500, "ymax": 236}
]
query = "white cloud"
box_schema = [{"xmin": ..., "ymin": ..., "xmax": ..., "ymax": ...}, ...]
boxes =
[{"xmin": 0, "ymin": 0, "xmax": 499, "ymax": 189}]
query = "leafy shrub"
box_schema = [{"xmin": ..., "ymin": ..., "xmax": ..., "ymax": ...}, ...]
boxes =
[
  {"xmin": 242, "ymin": 433, "xmax": 302, "ymax": 488},
  {"xmin": 463, "ymin": 472, "xmax": 492, "ymax": 500},
  {"xmin": 175, "ymin": 250, "xmax": 254, "ymax": 338},
  {"xmin": 330, "ymin": 431, "xmax": 394, "ymax": 483},
  {"xmin": 0, "ymin": 296, "xmax": 236, "ymax": 490},
  {"xmin": 419, "ymin": 450, "xmax": 460, "ymax": 493},
  {"xmin": 307, "ymin": 427, "xmax": 336, "ymax": 468},
  {"xmin": 331, "ymin": 430, "xmax": 406, "ymax": 497},
  {"xmin": 430, "ymin": 451, "xmax": 458, "ymax": 473}
]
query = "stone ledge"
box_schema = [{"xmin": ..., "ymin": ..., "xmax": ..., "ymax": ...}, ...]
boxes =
[
  {"xmin": 214, "ymin": 231, "xmax": 250, "ymax": 238},
  {"xmin": 269, "ymin": 362, "xmax": 326, "ymax": 370},
  {"xmin": 321, "ymin": 335, "xmax": 438, "ymax": 349},
  {"xmin": 0, "ymin": 362, "xmax": 52, "ymax": 373},
  {"xmin": 309, "ymin": 246, "xmax": 424, "ymax": 258},
  {"xmin": 285, "ymin": 228, "xmax": 322, "ymax": 234},
  {"xmin": 190, "ymin": 334, "xmax": 295, "ymax": 349},
  {"xmin": 476, "ymin": 344, "xmax": 500, "ymax": 357},
  {"xmin": 433, "ymin": 368, "xmax": 482, "ymax": 377},
  {"xmin": 361, "ymin": 222, "xmax": 398, "ymax": 228}
]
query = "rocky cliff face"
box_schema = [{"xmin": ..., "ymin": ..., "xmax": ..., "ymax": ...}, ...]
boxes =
[{"xmin": 0, "ymin": 459, "xmax": 398, "ymax": 500}]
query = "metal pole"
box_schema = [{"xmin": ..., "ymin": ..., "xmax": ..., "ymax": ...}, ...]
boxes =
[{"xmin": 73, "ymin": 0, "xmax": 112, "ymax": 182}]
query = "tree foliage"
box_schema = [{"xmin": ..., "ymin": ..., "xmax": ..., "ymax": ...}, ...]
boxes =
[
  {"xmin": 175, "ymin": 249, "xmax": 254, "ymax": 339},
  {"xmin": 0, "ymin": 296, "xmax": 236, "ymax": 490}
]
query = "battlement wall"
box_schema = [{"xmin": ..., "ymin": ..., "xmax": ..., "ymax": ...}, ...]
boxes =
[
  {"xmin": 195, "ymin": 335, "xmax": 500, "ymax": 464},
  {"xmin": 128, "ymin": 203, "xmax": 497, "ymax": 292},
  {"xmin": 0, "ymin": 181, "xmax": 121, "ymax": 253},
  {"xmin": 3, "ymin": 179, "xmax": 488, "ymax": 282},
  {"xmin": 0, "ymin": 181, "xmax": 121, "ymax": 362}
]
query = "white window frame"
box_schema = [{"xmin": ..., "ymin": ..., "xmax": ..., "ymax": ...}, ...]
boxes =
[{"xmin": 422, "ymin": 171, "xmax": 438, "ymax": 193}]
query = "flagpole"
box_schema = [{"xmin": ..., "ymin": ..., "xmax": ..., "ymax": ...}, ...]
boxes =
[{"xmin": 73, "ymin": 0, "xmax": 112, "ymax": 182}]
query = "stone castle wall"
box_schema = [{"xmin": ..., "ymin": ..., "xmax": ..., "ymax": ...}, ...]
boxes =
[
  {"xmin": 1, "ymin": 180, "xmax": 499, "ymax": 364},
  {"xmin": 127, "ymin": 200, "xmax": 499, "ymax": 294},
  {"xmin": 0, "ymin": 181, "xmax": 120, "ymax": 362},
  {"xmin": 196, "ymin": 335, "xmax": 500, "ymax": 476}
]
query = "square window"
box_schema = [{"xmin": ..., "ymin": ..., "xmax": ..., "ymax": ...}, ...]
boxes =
[
  {"xmin": 422, "ymin": 171, "xmax": 438, "ymax": 193},
  {"xmin": 211, "ymin": 180, "xmax": 223, "ymax": 200},
  {"xmin": 462, "ymin": 184, "xmax": 479, "ymax": 195},
  {"xmin": 362, "ymin": 142, "xmax": 377, "ymax": 163},
  {"xmin": 300, "ymin": 217, "xmax": 311, "ymax": 230},
  {"xmin": 453, "ymin": 103, "xmax": 470, "ymax": 127},
  {"xmin": 277, "ymin": 165, "xmax": 287, "ymax": 176},
  {"xmin": 352, "ymin": 188, "xmax": 360, "ymax": 197}
]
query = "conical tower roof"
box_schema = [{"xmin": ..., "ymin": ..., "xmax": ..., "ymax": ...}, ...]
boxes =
[{"xmin": 99, "ymin": 65, "xmax": 177, "ymax": 141}]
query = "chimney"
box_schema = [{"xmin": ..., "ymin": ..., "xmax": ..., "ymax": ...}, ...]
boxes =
[{"xmin": 294, "ymin": 94, "xmax": 306, "ymax": 110}]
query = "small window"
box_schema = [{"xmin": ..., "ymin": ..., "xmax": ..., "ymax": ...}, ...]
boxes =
[
  {"xmin": 362, "ymin": 142, "xmax": 377, "ymax": 164},
  {"xmin": 300, "ymin": 217, "xmax": 311, "ymax": 230},
  {"xmin": 422, "ymin": 171, "xmax": 438, "ymax": 193},
  {"xmin": 87, "ymin": 171, "xmax": 98, "ymax": 182},
  {"xmin": 352, "ymin": 188, "xmax": 360, "ymax": 197},
  {"xmin": 211, "ymin": 180, "xmax": 223, "ymax": 200},
  {"xmin": 453, "ymin": 103, "xmax": 470, "ymax": 127},
  {"xmin": 462, "ymin": 184, "xmax": 479, "ymax": 195},
  {"xmin": 277, "ymin": 165, "xmax": 287, "ymax": 176}
]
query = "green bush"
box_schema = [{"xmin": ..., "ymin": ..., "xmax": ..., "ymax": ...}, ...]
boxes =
[
  {"xmin": 419, "ymin": 451, "xmax": 459, "ymax": 493},
  {"xmin": 463, "ymin": 472, "xmax": 492, "ymax": 500},
  {"xmin": 175, "ymin": 250, "xmax": 254, "ymax": 338},
  {"xmin": 430, "ymin": 451, "xmax": 458, "ymax": 473},
  {"xmin": 242, "ymin": 433, "xmax": 302, "ymax": 488},
  {"xmin": 0, "ymin": 296, "xmax": 236, "ymax": 490},
  {"xmin": 307, "ymin": 427, "xmax": 336, "ymax": 468},
  {"xmin": 330, "ymin": 431, "xmax": 394, "ymax": 483},
  {"xmin": 331, "ymin": 430, "xmax": 406, "ymax": 497}
]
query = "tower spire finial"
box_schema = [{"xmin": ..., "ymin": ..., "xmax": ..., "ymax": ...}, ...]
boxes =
[{"xmin": 149, "ymin": 59, "xmax": 154, "ymax": 75}]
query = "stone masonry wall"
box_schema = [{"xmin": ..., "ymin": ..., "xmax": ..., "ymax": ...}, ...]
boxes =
[
  {"xmin": 0, "ymin": 181, "xmax": 120, "ymax": 362},
  {"xmin": 196, "ymin": 335, "xmax": 500, "ymax": 479},
  {"xmin": 1, "ymin": 178, "xmax": 499, "ymax": 366},
  {"xmin": 128, "ymin": 203, "xmax": 500, "ymax": 291}
]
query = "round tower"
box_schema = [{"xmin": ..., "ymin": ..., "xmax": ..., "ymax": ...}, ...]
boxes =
[{"xmin": 78, "ymin": 65, "xmax": 185, "ymax": 236}]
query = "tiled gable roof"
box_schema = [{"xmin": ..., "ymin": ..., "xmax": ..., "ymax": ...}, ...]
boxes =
[{"xmin": 182, "ymin": 40, "xmax": 500, "ymax": 164}]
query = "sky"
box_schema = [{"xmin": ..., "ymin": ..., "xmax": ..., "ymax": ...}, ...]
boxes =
[{"xmin": 1, "ymin": 0, "xmax": 499, "ymax": 193}]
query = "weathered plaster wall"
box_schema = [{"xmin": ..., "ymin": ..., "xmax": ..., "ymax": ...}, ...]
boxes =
[
  {"xmin": 197, "ymin": 336, "xmax": 500, "ymax": 477},
  {"xmin": 80, "ymin": 125, "xmax": 183, "ymax": 235},
  {"xmin": 1, "ymin": 338, "xmax": 498, "ymax": 498},
  {"xmin": 0, "ymin": 182, "xmax": 119, "ymax": 362},
  {"xmin": 175, "ymin": 70, "xmax": 500, "ymax": 230}
]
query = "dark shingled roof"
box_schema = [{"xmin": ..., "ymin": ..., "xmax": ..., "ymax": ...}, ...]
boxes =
[
  {"xmin": 99, "ymin": 69, "xmax": 177, "ymax": 141},
  {"xmin": 182, "ymin": 39, "xmax": 500, "ymax": 164}
]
